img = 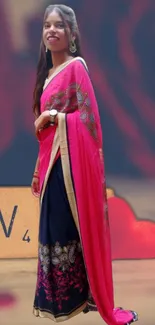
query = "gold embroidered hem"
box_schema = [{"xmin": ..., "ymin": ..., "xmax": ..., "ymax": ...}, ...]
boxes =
[
  {"xmin": 40, "ymin": 128, "xmax": 59, "ymax": 203},
  {"xmin": 40, "ymin": 113, "xmax": 80, "ymax": 234},
  {"xmin": 43, "ymin": 56, "xmax": 88, "ymax": 91},
  {"xmin": 33, "ymin": 302, "xmax": 87, "ymax": 322},
  {"xmin": 58, "ymin": 113, "xmax": 80, "ymax": 233}
]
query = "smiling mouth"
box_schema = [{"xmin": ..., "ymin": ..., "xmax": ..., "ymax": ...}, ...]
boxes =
[{"xmin": 47, "ymin": 36, "xmax": 59, "ymax": 41}]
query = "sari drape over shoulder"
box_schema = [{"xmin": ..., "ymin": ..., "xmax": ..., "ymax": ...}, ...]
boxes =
[{"xmin": 35, "ymin": 57, "xmax": 137, "ymax": 325}]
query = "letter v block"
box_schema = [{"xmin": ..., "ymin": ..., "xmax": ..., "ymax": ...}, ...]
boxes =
[{"xmin": 0, "ymin": 187, "xmax": 39, "ymax": 258}]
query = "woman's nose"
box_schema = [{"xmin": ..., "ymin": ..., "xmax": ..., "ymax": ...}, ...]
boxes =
[{"xmin": 49, "ymin": 24, "xmax": 56, "ymax": 33}]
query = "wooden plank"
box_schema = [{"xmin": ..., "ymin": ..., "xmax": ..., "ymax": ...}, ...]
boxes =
[{"xmin": 0, "ymin": 187, "xmax": 39, "ymax": 258}]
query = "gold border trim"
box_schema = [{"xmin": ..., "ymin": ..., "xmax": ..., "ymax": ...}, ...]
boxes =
[
  {"xmin": 58, "ymin": 114, "xmax": 91, "ymax": 287},
  {"xmin": 43, "ymin": 57, "xmax": 88, "ymax": 91},
  {"xmin": 40, "ymin": 114, "xmax": 81, "ymax": 234},
  {"xmin": 58, "ymin": 113, "xmax": 80, "ymax": 233},
  {"xmin": 33, "ymin": 302, "xmax": 87, "ymax": 322},
  {"xmin": 40, "ymin": 128, "xmax": 59, "ymax": 203}
]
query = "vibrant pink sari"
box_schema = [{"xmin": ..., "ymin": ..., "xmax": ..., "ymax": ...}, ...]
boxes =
[{"xmin": 37, "ymin": 57, "xmax": 137, "ymax": 325}]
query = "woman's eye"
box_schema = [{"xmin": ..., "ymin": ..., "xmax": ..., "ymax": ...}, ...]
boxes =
[
  {"xmin": 44, "ymin": 23, "xmax": 50, "ymax": 29},
  {"xmin": 56, "ymin": 23, "xmax": 64, "ymax": 28}
]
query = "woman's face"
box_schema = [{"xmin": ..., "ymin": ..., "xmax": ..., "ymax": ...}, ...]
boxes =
[{"xmin": 43, "ymin": 9, "xmax": 70, "ymax": 53}]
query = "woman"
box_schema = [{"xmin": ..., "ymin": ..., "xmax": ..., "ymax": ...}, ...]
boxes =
[{"xmin": 32, "ymin": 4, "xmax": 138, "ymax": 324}]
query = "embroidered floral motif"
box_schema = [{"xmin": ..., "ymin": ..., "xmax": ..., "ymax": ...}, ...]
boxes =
[
  {"xmin": 45, "ymin": 83, "xmax": 97, "ymax": 140},
  {"xmin": 45, "ymin": 83, "xmax": 78, "ymax": 113},
  {"xmin": 78, "ymin": 91, "xmax": 97, "ymax": 139},
  {"xmin": 36, "ymin": 241, "xmax": 88, "ymax": 310}
]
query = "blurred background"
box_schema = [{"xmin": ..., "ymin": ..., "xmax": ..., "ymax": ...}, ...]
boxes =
[
  {"xmin": 1, "ymin": 0, "xmax": 155, "ymax": 183},
  {"xmin": 0, "ymin": 0, "xmax": 155, "ymax": 324}
]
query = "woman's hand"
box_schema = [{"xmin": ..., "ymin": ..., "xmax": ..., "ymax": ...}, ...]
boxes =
[
  {"xmin": 31, "ymin": 176, "xmax": 40, "ymax": 197},
  {"xmin": 34, "ymin": 110, "xmax": 50, "ymax": 135}
]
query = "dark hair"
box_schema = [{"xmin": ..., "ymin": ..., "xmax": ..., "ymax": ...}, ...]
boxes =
[{"xmin": 32, "ymin": 4, "xmax": 83, "ymax": 117}]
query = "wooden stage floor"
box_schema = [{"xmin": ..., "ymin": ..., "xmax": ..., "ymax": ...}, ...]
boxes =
[{"xmin": 0, "ymin": 259, "xmax": 154, "ymax": 325}]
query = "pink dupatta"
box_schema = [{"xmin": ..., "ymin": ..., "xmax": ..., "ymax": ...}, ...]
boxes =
[{"xmin": 38, "ymin": 57, "xmax": 137, "ymax": 325}]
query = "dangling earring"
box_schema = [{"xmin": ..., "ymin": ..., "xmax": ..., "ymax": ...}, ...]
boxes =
[
  {"xmin": 69, "ymin": 38, "xmax": 77, "ymax": 54},
  {"xmin": 45, "ymin": 47, "xmax": 48, "ymax": 53}
]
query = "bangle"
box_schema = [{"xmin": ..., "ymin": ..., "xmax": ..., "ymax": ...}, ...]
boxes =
[{"xmin": 33, "ymin": 174, "xmax": 39, "ymax": 179}]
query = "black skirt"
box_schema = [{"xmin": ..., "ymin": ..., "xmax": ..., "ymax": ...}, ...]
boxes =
[{"xmin": 33, "ymin": 157, "xmax": 89, "ymax": 321}]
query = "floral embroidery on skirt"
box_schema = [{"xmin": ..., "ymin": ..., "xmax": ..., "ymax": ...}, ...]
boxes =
[
  {"xmin": 36, "ymin": 241, "xmax": 88, "ymax": 311},
  {"xmin": 33, "ymin": 157, "xmax": 88, "ymax": 321}
]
